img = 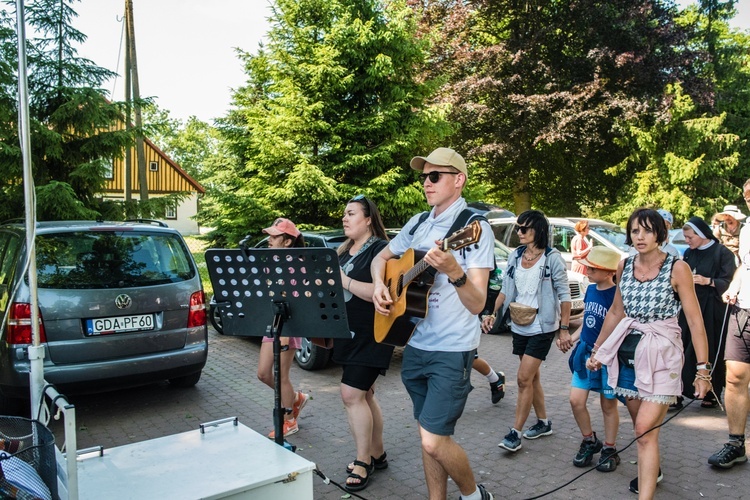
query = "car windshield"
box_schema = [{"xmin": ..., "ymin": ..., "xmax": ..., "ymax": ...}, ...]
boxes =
[
  {"xmin": 35, "ymin": 231, "xmax": 195, "ymax": 288},
  {"xmin": 588, "ymin": 223, "xmax": 629, "ymax": 251}
]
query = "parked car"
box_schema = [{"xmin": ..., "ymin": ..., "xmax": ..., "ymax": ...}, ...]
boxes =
[
  {"xmin": 669, "ymin": 228, "xmax": 689, "ymax": 257},
  {"xmin": 466, "ymin": 201, "xmax": 515, "ymax": 220},
  {"xmin": 490, "ymin": 217, "xmax": 630, "ymax": 269},
  {"xmin": 0, "ymin": 219, "xmax": 208, "ymax": 413},
  {"xmin": 492, "ymin": 239, "xmax": 588, "ymax": 320},
  {"xmin": 209, "ymin": 230, "xmax": 347, "ymax": 371}
]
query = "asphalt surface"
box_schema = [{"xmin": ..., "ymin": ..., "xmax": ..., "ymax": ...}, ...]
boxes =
[{"xmin": 46, "ymin": 324, "xmax": 750, "ymax": 499}]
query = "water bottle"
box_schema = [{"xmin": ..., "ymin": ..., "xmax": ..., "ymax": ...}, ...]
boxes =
[{"xmin": 489, "ymin": 267, "xmax": 503, "ymax": 291}]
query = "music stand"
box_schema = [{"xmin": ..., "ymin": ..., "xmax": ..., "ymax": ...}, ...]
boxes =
[{"xmin": 205, "ymin": 247, "xmax": 351, "ymax": 447}]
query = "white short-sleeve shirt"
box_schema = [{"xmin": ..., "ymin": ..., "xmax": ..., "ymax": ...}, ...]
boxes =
[{"xmin": 387, "ymin": 198, "xmax": 495, "ymax": 351}]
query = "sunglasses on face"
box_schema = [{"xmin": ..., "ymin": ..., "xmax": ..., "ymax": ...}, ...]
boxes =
[
  {"xmin": 418, "ymin": 171, "xmax": 460, "ymax": 184},
  {"xmin": 516, "ymin": 225, "xmax": 532, "ymax": 234}
]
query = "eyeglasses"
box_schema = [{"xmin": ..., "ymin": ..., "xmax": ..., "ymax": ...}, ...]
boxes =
[
  {"xmin": 350, "ymin": 194, "xmax": 367, "ymax": 202},
  {"xmin": 418, "ymin": 171, "xmax": 460, "ymax": 184},
  {"xmin": 516, "ymin": 225, "xmax": 532, "ymax": 234}
]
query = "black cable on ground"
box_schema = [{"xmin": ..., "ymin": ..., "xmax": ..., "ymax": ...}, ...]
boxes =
[{"xmin": 314, "ymin": 467, "xmax": 371, "ymax": 500}]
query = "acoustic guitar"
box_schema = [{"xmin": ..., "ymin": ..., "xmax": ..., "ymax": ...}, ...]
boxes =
[{"xmin": 374, "ymin": 221, "xmax": 483, "ymax": 346}]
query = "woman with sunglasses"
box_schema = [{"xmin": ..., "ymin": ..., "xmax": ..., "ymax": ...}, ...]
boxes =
[
  {"xmin": 334, "ymin": 195, "xmax": 393, "ymax": 492},
  {"xmin": 482, "ymin": 210, "xmax": 572, "ymax": 453},
  {"xmin": 587, "ymin": 208, "xmax": 711, "ymax": 497},
  {"xmin": 258, "ymin": 218, "xmax": 309, "ymax": 439}
]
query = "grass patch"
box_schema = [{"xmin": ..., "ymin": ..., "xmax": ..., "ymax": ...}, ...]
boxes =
[{"xmin": 184, "ymin": 236, "xmax": 212, "ymax": 297}]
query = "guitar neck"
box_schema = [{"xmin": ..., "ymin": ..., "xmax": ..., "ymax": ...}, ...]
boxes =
[{"xmin": 403, "ymin": 259, "xmax": 431, "ymax": 287}]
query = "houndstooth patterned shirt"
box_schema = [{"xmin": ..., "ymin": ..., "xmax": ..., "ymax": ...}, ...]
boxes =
[{"xmin": 620, "ymin": 254, "xmax": 681, "ymax": 324}]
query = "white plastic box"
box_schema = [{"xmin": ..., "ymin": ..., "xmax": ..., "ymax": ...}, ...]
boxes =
[{"xmin": 76, "ymin": 418, "xmax": 314, "ymax": 499}]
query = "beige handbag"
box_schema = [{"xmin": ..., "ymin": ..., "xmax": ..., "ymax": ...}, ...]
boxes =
[{"xmin": 508, "ymin": 302, "xmax": 538, "ymax": 326}]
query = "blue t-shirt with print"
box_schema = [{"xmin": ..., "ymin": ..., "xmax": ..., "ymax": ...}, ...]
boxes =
[{"xmin": 580, "ymin": 284, "xmax": 616, "ymax": 346}]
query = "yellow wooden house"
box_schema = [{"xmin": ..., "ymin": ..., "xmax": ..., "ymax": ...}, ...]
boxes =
[{"xmin": 100, "ymin": 137, "xmax": 205, "ymax": 235}]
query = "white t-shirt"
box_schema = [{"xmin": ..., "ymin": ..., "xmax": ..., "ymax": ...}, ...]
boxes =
[
  {"xmin": 388, "ymin": 198, "xmax": 495, "ymax": 352},
  {"xmin": 511, "ymin": 255, "xmax": 545, "ymax": 336}
]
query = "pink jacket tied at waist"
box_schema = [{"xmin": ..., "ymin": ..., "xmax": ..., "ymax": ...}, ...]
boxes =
[{"xmin": 595, "ymin": 316, "xmax": 684, "ymax": 398}]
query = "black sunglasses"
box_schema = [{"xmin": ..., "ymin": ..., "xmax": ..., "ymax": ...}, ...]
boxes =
[
  {"xmin": 516, "ymin": 225, "xmax": 532, "ymax": 234},
  {"xmin": 418, "ymin": 171, "xmax": 460, "ymax": 184}
]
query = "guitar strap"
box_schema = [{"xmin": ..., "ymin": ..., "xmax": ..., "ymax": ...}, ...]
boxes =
[
  {"xmin": 408, "ymin": 208, "xmax": 490, "ymax": 280},
  {"xmin": 408, "ymin": 208, "xmax": 486, "ymax": 240}
]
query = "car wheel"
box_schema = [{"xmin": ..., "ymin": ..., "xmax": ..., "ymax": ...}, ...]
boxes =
[
  {"xmin": 294, "ymin": 338, "xmax": 330, "ymax": 370},
  {"xmin": 168, "ymin": 371, "xmax": 202, "ymax": 388},
  {"xmin": 209, "ymin": 300, "xmax": 224, "ymax": 334}
]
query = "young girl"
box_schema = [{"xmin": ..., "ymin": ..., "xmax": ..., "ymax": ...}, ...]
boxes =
[{"xmin": 257, "ymin": 218, "xmax": 309, "ymax": 438}]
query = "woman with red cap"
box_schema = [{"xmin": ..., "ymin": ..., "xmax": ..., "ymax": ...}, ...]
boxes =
[{"xmin": 258, "ymin": 218, "xmax": 309, "ymax": 439}]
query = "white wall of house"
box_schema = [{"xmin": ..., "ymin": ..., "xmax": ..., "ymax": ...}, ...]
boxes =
[
  {"xmin": 99, "ymin": 192, "xmax": 202, "ymax": 235},
  {"xmin": 160, "ymin": 192, "xmax": 201, "ymax": 235}
]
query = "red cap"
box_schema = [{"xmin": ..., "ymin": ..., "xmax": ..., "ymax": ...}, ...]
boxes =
[{"xmin": 262, "ymin": 218, "xmax": 301, "ymax": 238}]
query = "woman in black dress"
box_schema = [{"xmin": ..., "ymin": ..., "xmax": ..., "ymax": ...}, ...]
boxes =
[
  {"xmin": 334, "ymin": 195, "xmax": 393, "ymax": 492},
  {"xmin": 678, "ymin": 216, "xmax": 736, "ymax": 408}
]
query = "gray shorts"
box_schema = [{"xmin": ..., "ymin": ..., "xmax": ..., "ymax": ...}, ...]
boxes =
[
  {"xmin": 401, "ymin": 345, "xmax": 475, "ymax": 436},
  {"xmin": 725, "ymin": 306, "xmax": 750, "ymax": 364}
]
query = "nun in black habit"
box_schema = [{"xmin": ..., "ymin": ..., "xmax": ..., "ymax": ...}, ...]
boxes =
[{"xmin": 678, "ymin": 216, "xmax": 737, "ymax": 408}]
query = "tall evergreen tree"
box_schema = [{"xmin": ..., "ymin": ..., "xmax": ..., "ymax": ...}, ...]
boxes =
[
  {"xmin": 204, "ymin": 0, "xmax": 449, "ymax": 244},
  {"xmin": 0, "ymin": 0, "xmax": 133, "ymax": 220}
]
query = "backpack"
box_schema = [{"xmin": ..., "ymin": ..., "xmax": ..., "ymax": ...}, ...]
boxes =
[{"xmin": 407, "ymin": 208, "xmax": 499, "ymax": 315}]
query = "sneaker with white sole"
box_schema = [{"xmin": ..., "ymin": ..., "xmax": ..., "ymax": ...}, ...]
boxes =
[
  {"xmin": 708, "ymin": 442, "xmax": 747, "ymax": 469},
  {"xmin": 490, "ymin": 372, "xmax": 505, "ymax": 404},
  {"xmin": 523, "ymin": 419, "xmax": 552, "ymax": 440},
  {"xmin": 292, "ymin": 391, "xmax": 309, "ymax": 419},
  {"xmin": 499, "ymin": 428, "xmax": 522, "ymax": 452},
  {"xmin": 458, "ymin": 484, "xmax": 493, "ymax": 500},
  {"xmin": 629, "ymin": 468, "xmax": 662, "ymax": 494},
  {"xmin": 268, "ymin": 418, "xmax": 299, "ymax": 439}
]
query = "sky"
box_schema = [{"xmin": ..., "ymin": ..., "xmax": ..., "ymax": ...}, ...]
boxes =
[
  {"xmin": 67, "ymin": 0, "xmax": 750, "ymax": 124},
  {"xmin": 72, "ymin": 0, "xmax": 273, "ymax": 123}
]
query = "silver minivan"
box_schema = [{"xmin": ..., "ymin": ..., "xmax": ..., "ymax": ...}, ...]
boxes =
[{"xmin": 0, "ymin": 220, "xmax": 208, "ymax": 412}]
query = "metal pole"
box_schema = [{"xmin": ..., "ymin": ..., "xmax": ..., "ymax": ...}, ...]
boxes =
[
  {"xmin": 125, "ymin": 0, "xmax": 148, "ymax": 202},
  {"xmin": 15, "ymin": 0, "xmax": 45, "ymax": 417}
]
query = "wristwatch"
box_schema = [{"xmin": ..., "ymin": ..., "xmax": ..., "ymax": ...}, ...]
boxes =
[
  {"xmin": 449, "ymin": 272, "xmax": 468, "ymax": 288},
  {"xmin": 559, "ymin": 325, "xmax": 570, "ymax": 331},
  {"xmin": 696, "ymin": 362, "xmax": 712, "ymax": 371}
]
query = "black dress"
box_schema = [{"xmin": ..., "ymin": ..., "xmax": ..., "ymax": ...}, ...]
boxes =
[
  {"xmin": 332, "ymin": 239, "xmax": 394, "ymax": 370},
  {"xmin": 678, "ymin": 242, "xmax": 736, "ymax": 400}
]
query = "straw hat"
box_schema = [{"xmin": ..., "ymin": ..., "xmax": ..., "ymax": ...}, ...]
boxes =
[{"xmin": 578, "ymin": 246, "xmax": 621, "ymax": 272}]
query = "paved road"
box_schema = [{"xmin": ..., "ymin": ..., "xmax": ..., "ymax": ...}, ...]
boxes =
[{"xmin": 47, "ymin": 326, "xmax": 750, "ymax": 499}]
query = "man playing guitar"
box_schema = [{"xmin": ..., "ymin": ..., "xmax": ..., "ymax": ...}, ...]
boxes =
[{"xmin": 371, "ymin": 147, "xmax": 496, "ymax": 500}]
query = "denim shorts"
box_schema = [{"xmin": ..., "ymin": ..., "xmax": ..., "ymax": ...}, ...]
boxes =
[
  {"xmin": 571, "ymin": 364, "xmax": 616, "ymax": 400},
  {"xmin": 615, "ymin": 365, "xmax": 638, "ymax": 404},
  {"xmin": 511, "ymin": 332, "xmax": 556, "ymax": 360},
  {"xmin": 401, "ymin": 345, "xmax": 475, "ymax": 436}
]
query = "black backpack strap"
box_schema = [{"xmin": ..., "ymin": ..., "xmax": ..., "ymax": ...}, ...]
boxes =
[
  {"xmin": 408, "ymin": 211, "xmax": 431, "ymax": 236},
  {"xmin": 445, "ymin": 209, "xmax": 487, "ymax": 240}
]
